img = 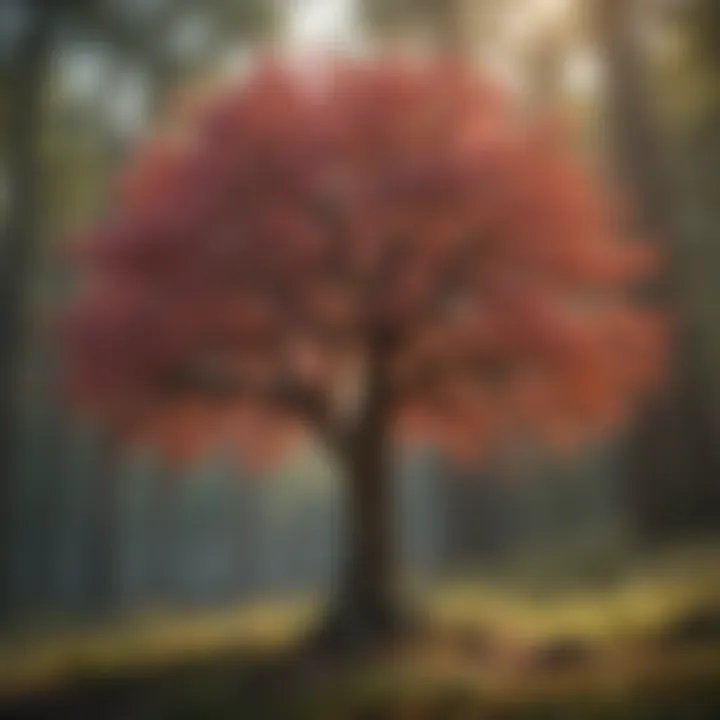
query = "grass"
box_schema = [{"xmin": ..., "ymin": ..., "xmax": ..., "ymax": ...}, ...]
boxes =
[
  {"xmin": 1, "ymin": 546, "xmax": 719, "ymax": 717},
  {"xmin": 0, "ymin": 599, "xmax": 318, "ymax": 697}
]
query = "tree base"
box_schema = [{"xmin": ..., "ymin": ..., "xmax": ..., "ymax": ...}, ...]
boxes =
[{"xmin": 304, "ymin": 593, "xmax": 430, "ymax": 660}]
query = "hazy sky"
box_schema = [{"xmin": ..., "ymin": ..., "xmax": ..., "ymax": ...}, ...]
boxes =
[{"xmin": 285, "ymin": 0, "xmax": 361, "ymax": 51}]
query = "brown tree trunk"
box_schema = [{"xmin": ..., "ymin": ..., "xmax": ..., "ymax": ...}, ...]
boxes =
[
  {"xmin": 311, "ymin": 350, "xmax": 415, "ymax": 654},
  {"xmin": 433, "ymin": 0, "xmax": 467, "ymax": 55},
  {"xmin": 595, "ymin": 0, "xmax": 720, "ymax": 539},
  {"xmin": 341, "ymin": 384, "xmax": 397, "ymax": 633}
]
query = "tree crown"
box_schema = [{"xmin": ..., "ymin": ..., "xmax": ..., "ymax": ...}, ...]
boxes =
[{"xmin": 63, "ymin": 58, "xmax": 665, "ymax": 469}]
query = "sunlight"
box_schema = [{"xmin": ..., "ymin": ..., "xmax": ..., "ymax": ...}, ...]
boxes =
[
  {"xmin": 284, "ymin": 0, "xmax": 361, "ymax": 51},
  {"xmin": 532, "ymin": 0, "xmax": 573, "ymax": 27},
  {"xmin": 503, "ymin": 0, "xmax": 574, "ymax": 49},
  {"xmin": 563, "ymin": 46, "xmax": 604, "ymax": 100}
]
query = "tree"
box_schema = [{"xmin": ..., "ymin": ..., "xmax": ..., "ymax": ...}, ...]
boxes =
[
  {"xmin": 594, "ymin": 0, "xmax": 720, "ymax": 538},
  {"xmin": 362, "ymin": 0, "xmax": 475, "ymax": 53},
  {"xmin": 0, "ymin": 0, "xmax": 56, "ymax": 622},
  {"xmin": 62, "ymin": 59, "xmax": 664, "ymax": 647},
  {"xmin": 0, "ymin": 0, "xmax": 276, "ymax": 622}
]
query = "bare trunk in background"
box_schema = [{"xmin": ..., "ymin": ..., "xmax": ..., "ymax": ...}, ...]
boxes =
[
  {"xmin": 0, "ymin": 0, "xmax": 54, "ymax": 622},
  {"xmin": 595, "ymin": 0, "xmax": 720, "ymax": 540}
]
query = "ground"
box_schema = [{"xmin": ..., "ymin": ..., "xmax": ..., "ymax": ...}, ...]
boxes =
[{"xmin": 1, "ymin": 546, "xmax": 719, "ymax": 718}]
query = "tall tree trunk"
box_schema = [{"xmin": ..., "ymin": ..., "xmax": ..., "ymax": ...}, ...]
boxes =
[
  {"xmin": 595, "ymin": 0, "xmax": 720, "ymax": 540},
  {"xmin": 88, "ymin": 435, "xmax": 123, "ymax": 617},
  {"xmin": 314, "ymin": 351, "xmax": 409, "ymax": 653},
  {"xmin": 342, "ymin": 376, "xmax": 396, "ymax": 631},
  {"xmin": 0, "ymin": 0, "xmax": 54, "ymax": 623},
  {"xmin": 432, "ymin": 0, "xmax": 467, "ymax": 54}
]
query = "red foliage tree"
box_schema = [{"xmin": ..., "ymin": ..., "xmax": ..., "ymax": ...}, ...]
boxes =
[{"xmin": 63, "ymin": 59, "xmax": 665, "ymax": 641}]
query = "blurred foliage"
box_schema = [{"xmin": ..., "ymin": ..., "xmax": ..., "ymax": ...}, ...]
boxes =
[
  {"xmin": 361, "ymin": 0, "xmax": 468, "ymax": 48},
  {"xmin": 362, "ymin": 0, "xmax": 442, "ymax": 32}
]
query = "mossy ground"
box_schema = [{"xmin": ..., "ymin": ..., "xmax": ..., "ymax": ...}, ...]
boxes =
[{"xmin": 1, "ymin": 548, "xmax": 719, "ymax": 718}]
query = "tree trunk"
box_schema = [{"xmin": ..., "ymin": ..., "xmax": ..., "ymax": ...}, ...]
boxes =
[
  {"xmin": 311, "ymin": 352, "xmax": 415, "ymax": 654},
  {"xmin": 340, "ymin": 403, "xmax": 397, "ymax": 633},
  {"xmin": 0, "ymin": 0, "xmax": 54, "ymax": 623},
  {"xmin": 433, "ymin": 0, "xmax": 467, "ymax": 55},
  {"xmin": 595, "ymin": 0, "xmax": 720, "ymax": 540}
]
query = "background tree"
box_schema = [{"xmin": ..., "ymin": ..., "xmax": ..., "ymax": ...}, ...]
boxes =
[
  {"xmin": 594, "ymin": 0, "xmax": 720, "ymax": 539},
  {"xmin": 63, "ymin": 60, "xmax": 663, "ymax": 648},
  {"xmin": 362, "ymin": 0, "xmax": 471, "ymax": 52},
  {"xmin": 0, "ymin": 0, "xmax": 276, "ymax": 622},
  {"xmin": 0, "ymin": 0, "xmax": 55, "ymax": 621}
]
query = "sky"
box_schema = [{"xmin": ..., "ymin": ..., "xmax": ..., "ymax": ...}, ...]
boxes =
[
  {"xmin": 284, "ymin": 0, "xmax": 361, "ymax": 51},
  {"xmin": 54, "ymin": 0, "xmax": 363, "ymax": 140},
  {"xmin": 51, "ymin": 0, "xmax": 603, "ymax": 144}
]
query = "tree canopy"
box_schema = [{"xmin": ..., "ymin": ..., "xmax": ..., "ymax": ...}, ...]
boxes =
[{"xmin": 63, "ymin": 58, "xmax": 665, "ymax": 471}]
